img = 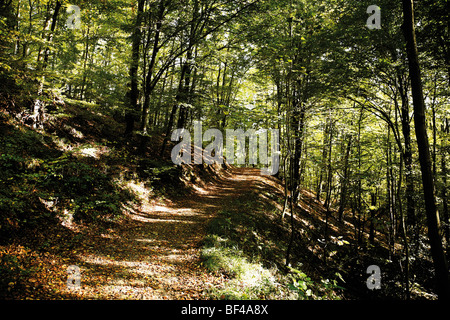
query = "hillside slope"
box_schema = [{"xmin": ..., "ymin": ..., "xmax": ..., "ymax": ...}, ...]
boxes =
[{"xmin": 0, "ymin": 101, "xmax": 435, "ymax": 300}]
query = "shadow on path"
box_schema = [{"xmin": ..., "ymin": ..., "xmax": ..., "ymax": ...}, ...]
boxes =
[{"xmin": 67, "ymin": 167, "xmax": 278, "ymax": 299}]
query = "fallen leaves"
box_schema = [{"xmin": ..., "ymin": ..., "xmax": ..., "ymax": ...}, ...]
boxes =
[
  {"xmin": 1, "ymin": 168, "xmax": 269, "ymax": 300},
  {"xmin": 0, "ymin": 244, "xmax": 69, "ymax": 299}
]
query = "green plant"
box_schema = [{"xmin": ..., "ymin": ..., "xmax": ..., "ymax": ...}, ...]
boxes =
[
  {"xmin": 287, "ymin": 267, "xmax": 315, "ymax": 299},
  {"xmin": 287, "ymin": 266, "xmax": 344, "ymax": 300}
]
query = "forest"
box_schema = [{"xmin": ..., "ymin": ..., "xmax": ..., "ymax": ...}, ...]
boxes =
[{"xmin": 0, "ymin": 0, "xmax": 449, "ymax": 302}]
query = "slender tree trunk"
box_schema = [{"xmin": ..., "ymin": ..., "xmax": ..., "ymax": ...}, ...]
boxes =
[
  {"xmin": 323, "ymin": 115, "xmax": 334, "ymax": 262},
  {"xmin": 442, "ymin": 119, "xmax": 449, "ymax": 251},
  {"xmin": 13, "ymin": 0, "xmax": 21, "ymax": 56},
  {"xmin": 153, "ymin": 68, "xmax": 168, "ymax": 128},
  {"xmin": 398, "ymin": 154, "xmax": 410, "ymax": 299},
  {"xmin": 431, "ymin": 73, "xmax": 438, "ymax": 179},
  {"xmin": 402, "ymin": 0, "xmax": 450, "ymax": 299},
  {"xmin": 160, "ymin": 59, "xmax": 188, "ymax": 157},
  {"xmin": 356, "ymin": 108, "xmax": 364, "ymax": 245},
  {"xmin": 285, "ymin": 93, "xmax": 306, "ymax": 266},
  {"xmin": 369, "ymin": 192, "xmax": 377, "ymax": 245},
  {"xmin": 177, "ymin": 0, "xmax": 199, "ymax": 129},
  {"xmin": 79, "ymin": 24, "xmax": 90, "ymax": 100},
  {"xmin": 386, "ymin": 122, "xmax": 396, "ymax": 257},
  {"xmin": 32, "ymin": 0, "xmax": 61, "ymax": 129},
  {"xmin": 338, "ymin": 135, "xmax": 352, "ymax": 222},
  {"xmin": 125, "ymin": 0, "xmax": 145, "ymax": 136},
  {"xmin": 176, "ymin": 58, "xmax": 192, "ymax": 129},
  {"xmin": 139, "ymin": 0, "xmax": 165, "ymax": 153},
  {"xmin": 36, "ymin": 1, "xmax": 52, "ymax": 65},
  {"xmin": 316, "ymin": 120, "xmax": 329, "ymax": 202},
  {"xmin": 140, "ymin": 0, "xmax": 165, "ymax": 134},
  {"xmin": 324, "ymin": 118, "xmax": 334, "ymax": 210},
  {"xmin": 398, "ymin": 77, "xmax": 415, "ymax": 237}
]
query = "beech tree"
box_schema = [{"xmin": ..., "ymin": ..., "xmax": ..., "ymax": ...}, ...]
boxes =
[{"xmin": 401, "ymin": 0, "xmax": 450, "ymax": 300}]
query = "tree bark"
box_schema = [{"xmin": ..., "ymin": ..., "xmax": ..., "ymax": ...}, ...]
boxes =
[
  {"xmin": 397, "ymin": 75, "xmax": 415, "ymax": 235},
  {"xmin": 32, "ymin": 0, "xmax": 61, "ymax": 129},
  {"xmin": 125, "ymin": 0, "xmax": 145, "ymax": 136},
  {"xmin": 160, "ymin": 59, "xmax": 188, "ymax": 157},
  {"xmin": 338, "ymin": 135, "xmax": 352, "ymax": 222},
  {"xmin": 177, "ymin": 0, "xmax": 199, "ymax": 129},
  {"xmin": 442, "ymin": 119, "xmax": 449, "ymax": 251},
  {"xmin": 402, "ymin": 0, "xmax": 450, "ymax": 300},
  {"xmin": 140, "ymin": 0, "xmax": 165, "ymax": 135},
  {"xmin": 285, "ymin": 92, "xmax": 306, "ymax": 266},
  {"xmin": 398, "ymin": 154, "xmax": 410, "ymax": 299},
  {"xmin": 324, "ymin": 116, "xmax": 334, "ymax": 210}
]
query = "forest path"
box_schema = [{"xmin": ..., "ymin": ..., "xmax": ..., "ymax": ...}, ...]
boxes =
[{"xmin": 69, "ymin": 167, "xmax": 275, "ymax": 299}]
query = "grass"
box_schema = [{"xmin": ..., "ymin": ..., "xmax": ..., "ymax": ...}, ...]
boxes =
[
  {"xmin": 200, "ymin": 192, "xmax": 345, "ymax": 300},
  {"xmin": 201, "ymin": 234, "xmax": 281, "ymax": 299}
]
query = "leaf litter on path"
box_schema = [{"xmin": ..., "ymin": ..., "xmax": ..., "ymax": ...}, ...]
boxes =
[{"xmin": 1, "ymin": 168, "xmax": 273, "ymax": 300}]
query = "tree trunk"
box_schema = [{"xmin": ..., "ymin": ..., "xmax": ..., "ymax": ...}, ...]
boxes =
[
  {"xmin": 160, "ymin": 59, "xmax": 188, "ymax": 157},
  {"xmin": 32, "ymin": 0, "xmax": 61, "ymax": 129},
  {"xmin": 386, "ymin": 122, "xmax": 396, "ymax": 257},
  {"xmin": 402, "ymin": 0, "xmax": 450, "ymax": 300},
  {"xmin": 125, "ymin": 0, "xmax": 145, "ymax": 136},
  {"xmin": 36, "ymin": 1, "xmax": 52, "ymax": 65},
  {"xmin": 369, "ymin": 192, "xmax": 376, "ymax": 245},
  {"xmin": 41, "ymin": 1, "xmax": 61, "ymax": 69},
  {"xmin": 397, "ymin": 76, "xmax": 415, "ymax": 237},
  {"xmin": 324, "ymin": 117, "xmax": 334, "ymax": 210},
  {"xmin": 285, "ymin": 94, "xmax": 306, "ymax": 266},
  {"xmin": 176, "ymin": 0, "xmax": 199, "ymax": 130},
  {"xmin": 316, "ymin": 120, "xmax": 329, "ymax": 202},
  {"xmin": 79, "ymin": 24, "xmax": 90, "ymax": 100},
  {"xmin": 398, "ymin": 154, "xmax": 410, "ymax": 299},
  {"xmin": 442, "ymin": 119, "xmax": 449, "ymax": 251},
  {"xmin": 356, "ymin": 108, "xmax": 364, "ymax": 245},
  {"xmin": 338, "ymin": 135, "xmax": 352, "ymax": 222},
  {"xmin": 140, "ymin": 0, "xmax": 165, "ymax": 135}
]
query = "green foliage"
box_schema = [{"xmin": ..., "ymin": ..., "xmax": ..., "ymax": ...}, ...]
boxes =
[
  {"xmin": 0, "ymin": 253, "xmax": 30, "ymax": 293},
  {"xmin": 201, "ymin": 234, "xmax": 279, "ymax": 300},
  {"xmin": 287, "ymin": 266, "xmax": 344, "ymax": 300},
  {"xmin": 202, "ymin": 201, "xmax": 344, "ymax": 300},
  {"xmin": 39, "ymin": 153, "xmax": 134, "ymax": 222},
  {"xmin": 136, "ymin": 158, "xmax": 185, "ymax": 197},
  {"xmin": 0, "ymin": 110, "xmax": 138, "ymax": 239},
  {"xmin": 0, "ymin": 0, "xmax": 448, "ymax": 300}
]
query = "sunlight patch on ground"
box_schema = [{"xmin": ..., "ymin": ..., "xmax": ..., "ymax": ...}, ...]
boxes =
[
  {"xmin": 72, "ymin": 252, "xmax": 184, "ymax": 299},
  {"xmin": 100, "ymin": 232, "xmax": 120, "ymax": 240},
  {"xmin": 77, "ymin": 253, "xmax": 175, "ymax": 275},
  {"xmin": 191, "ymin": 184, "xmax": 209, "ymax": 194},
  {"xmin": 64, "ymin": 124, "xmax": 83, "ymax": 139},
  {"xmin": 73, "ymin": 144, "xmax": 111, "ymax": 159},
  {"xmin": 125, "ymin": 180, "xmax": 151, "ymax": 202},
  {"xmin": 129, "ymin": 214, "xmax": 198, "ymax": 224},
  {"xmin": 56, "ymin": 208, "xmax": 82, "ymax": 232},
  {"xmin": 134, "ymin": 238, "xmax": 158, "ymax": 243},
  {"xmin": 78, "ymin": 284, "xmax": 163, "ymax": 300},
  {"xmin": 78, "ymin": 147, "xmax": 97, "ymax": 158},
  {"xmin": 51, "ymin": 135, "xmax": 74, "ymax": 152},
  {"xmin": 151, "ymin": 205, "xmax": 171, "ymax": 212}
]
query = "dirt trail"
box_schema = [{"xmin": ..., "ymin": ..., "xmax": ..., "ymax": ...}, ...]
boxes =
[{"xmin": 69, "ymin": 167, "xmax": 276, "ymax": 299}]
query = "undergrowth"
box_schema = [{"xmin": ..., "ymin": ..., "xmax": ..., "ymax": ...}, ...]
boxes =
[
  {"xmin": 0, "ymin": 104, "xmax": 184, "ymax": 242},
  {"xmin": 201, "ymin": 201, "xmax": 345, "ymax": 300}
]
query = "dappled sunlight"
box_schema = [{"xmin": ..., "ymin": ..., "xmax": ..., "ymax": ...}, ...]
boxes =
[
  {"xmin": 125, "ymin": 180, "xmax": 151, "ymax": 202},
  {"xmin": 129, "ymin": 214, "xmax": 199, "ymax": 224},
  {"xmin": 55, "ymin": 166, "xmax": 283, "ymax": 299},
  {"xmin": 73, "ymin": 144, "xmax": 111, "ymax": 159}
]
